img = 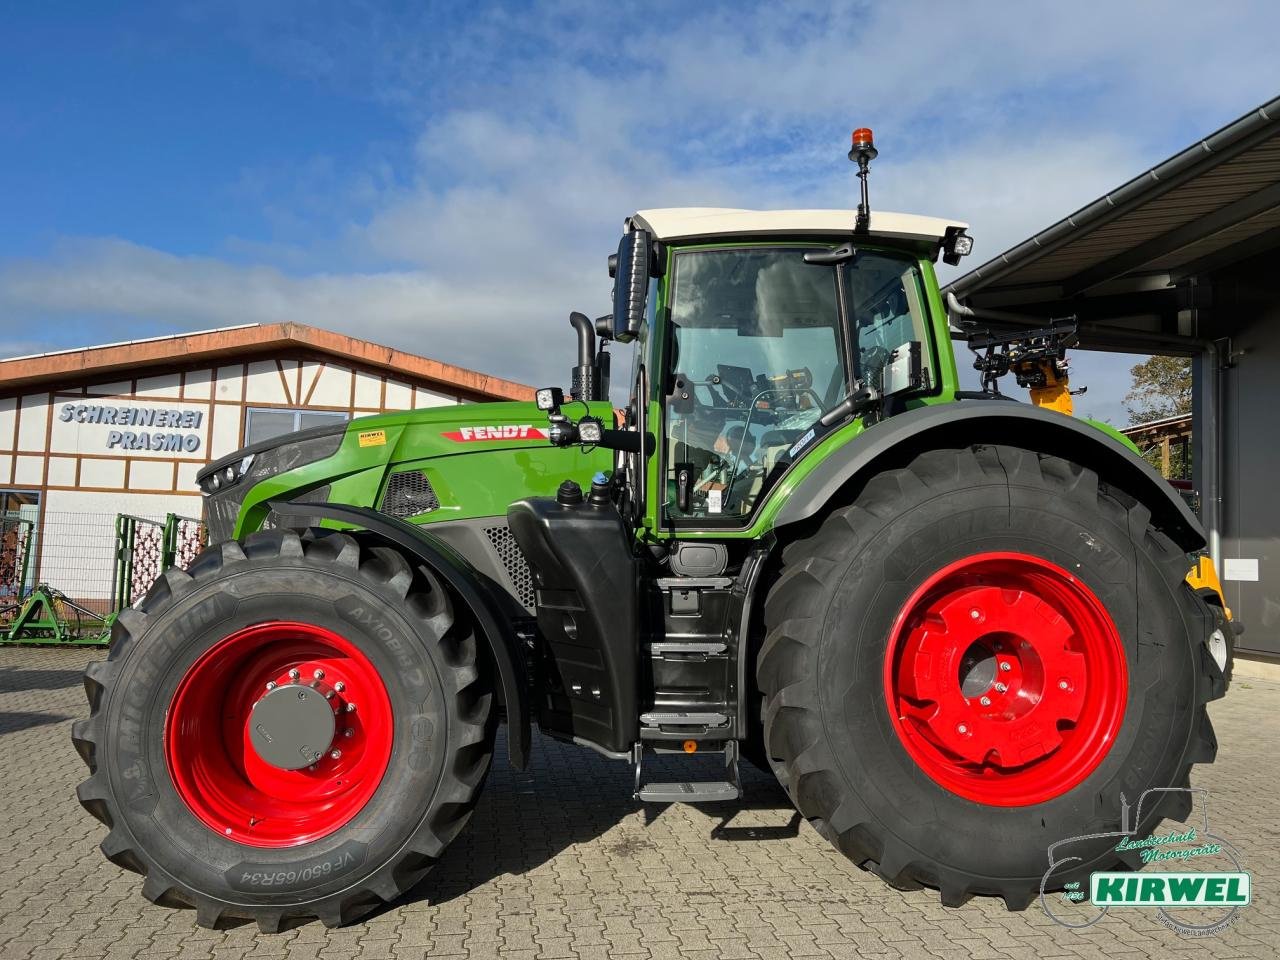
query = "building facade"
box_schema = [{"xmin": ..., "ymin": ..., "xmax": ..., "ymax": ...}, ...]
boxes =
[{"xmin": 0, "ymin": 322, "xmax": 530, "ymax": 611}]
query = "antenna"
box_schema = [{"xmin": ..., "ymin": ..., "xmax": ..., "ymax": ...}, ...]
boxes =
[{"xmin": 849, "ymin": 128, "xmax": 878, "ymax": 233}]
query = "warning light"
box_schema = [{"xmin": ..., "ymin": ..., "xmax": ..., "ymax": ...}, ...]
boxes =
[
  {"xmin": 851, "ymin": 127, "xmax": 874, "ymax": 148},
  {"xmin": 682, "ymin": 740, "xmax": 698, "ymax": 754}
]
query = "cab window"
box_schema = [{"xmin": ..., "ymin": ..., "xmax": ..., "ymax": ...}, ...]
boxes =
[{"xmin": 663, "ymin": 247, "xmax": 846, "ymax": 522}]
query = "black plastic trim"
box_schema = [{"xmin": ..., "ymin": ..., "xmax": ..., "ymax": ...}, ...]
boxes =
[
  {"xmin": 773, "ymin": 402, "xmax": 1205, "ymax": 551},
  {"xmin": 197, "ymin": 421, "xmax": 349, "ymax": 484},
  {"xmin": 267, "ymin": 500, "xmax": 532, "ymax": 769}
]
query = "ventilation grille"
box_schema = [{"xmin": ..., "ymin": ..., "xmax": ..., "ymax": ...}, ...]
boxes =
[
  {"xmin": 485, "ymin": 524, "xmax": 535, "ymax": 609},
  {"xmin": 382, "ymin": 470, "xmax": 441, "ymax": 518}
]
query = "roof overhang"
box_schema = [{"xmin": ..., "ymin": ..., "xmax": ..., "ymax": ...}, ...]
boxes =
[
  {"xmin": 0, "ymin": 322, "xmax": 533, "ymax": 401},
  {"xmin": 944, "ymin": 95, "xmax": 1280, "ymax": 352}
]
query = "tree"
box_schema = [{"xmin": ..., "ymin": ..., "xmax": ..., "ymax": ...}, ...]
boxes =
[
  {"xmin": 1124, "ymin": 355, "xmax": 1191, "ymax": 424},
  {"xmin": 1124, "ymin": 355, "xmax": 1193, "ymax": 480}
]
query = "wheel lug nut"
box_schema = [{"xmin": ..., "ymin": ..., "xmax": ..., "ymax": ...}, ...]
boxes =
[
  {"xmin": 344, "ymin": 728, "xmax": 354, "ymax": 738},
  {"xmin": 1058, "ymin": 679, "xmax": 1070, "ymax": 690},
  {"xmin": 334, "ymin": 681, "xmax": 345, "ymax": 693},
  {"xmin": 313, "ymin": 669, "xmax": 325, "ymax": 680},
  {"xmin": 994, "ymin": 683, "xmax": 1007, "ymax": 693},
  {"xmin": 289, "ymin": 668, "xmax": 300, "ymax": 680},
  {"xmin": 957, "ymin": 724, "xmax": 969, "ymax": 734},
  {"xmin": 265, "ymin": 681, "xmax": 276, "ymax": 691},
  {"xmin": 969, "ymin": 608, "xmax": 982, "ymax": 620},
  {"xmin": 999, "ymin": 662, "xmax": 1011, "ymax": 672},
  {"xmin": 346, "ymin": 703, "xmax": 356, "ymax": 713},
  {"xmin": 330, "ymin": 750, "xmax": 341, "ymax": 760},
  {"xmin": 979, "ymin": 696, "xmax": 991, "ymax": 706}
]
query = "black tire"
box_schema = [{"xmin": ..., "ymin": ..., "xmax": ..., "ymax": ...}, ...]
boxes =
[
  {"xmin": 758, "ymin": 444, "xmax": 1228, "ymax": 909},
  {"xmin": 73, "ymin": 529, "xmax": 493, "ymax": 931}
]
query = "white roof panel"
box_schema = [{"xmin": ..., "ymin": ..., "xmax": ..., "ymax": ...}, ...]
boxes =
[{"xmin": 631, "ymin": 208, "xmax": 966, "ymax": 243}]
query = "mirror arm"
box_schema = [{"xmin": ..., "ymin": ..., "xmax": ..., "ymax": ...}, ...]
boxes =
[{"xmin": 819, "ymin": 381, "xmax": 881, "ymax": 428}]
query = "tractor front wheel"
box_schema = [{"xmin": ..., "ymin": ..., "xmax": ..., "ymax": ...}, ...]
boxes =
[
  {"xmin": 758, "ymin": 444, "xmax": 1228, "ymax": 908},
  {"xmin": 73, "ymin": 529, "xmax": 493, "ymax": 930}
]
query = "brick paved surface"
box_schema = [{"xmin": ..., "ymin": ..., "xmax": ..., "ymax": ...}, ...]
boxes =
[{"xmin": 1, "ymin": 646, "xmax": 1276, "ymax": 959}]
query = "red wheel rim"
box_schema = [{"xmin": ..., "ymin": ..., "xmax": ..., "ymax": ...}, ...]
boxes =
[
  {"xmin": 883, "ymin": 552, "xmax": 1127, "ymax": 806},
  {"xmin": 165, "ymin": 621, "xmax": 394, "ymax": 847}
]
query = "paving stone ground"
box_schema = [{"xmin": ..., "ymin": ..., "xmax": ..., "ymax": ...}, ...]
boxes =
[{"xmin": 0, "ymin": 645, "xmax": 1276, "ymax": 959}]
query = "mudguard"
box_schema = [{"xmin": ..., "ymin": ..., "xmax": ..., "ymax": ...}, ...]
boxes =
[
  {"xmin": 268, "ymin": 500, "xmax": 531, "ymax": 769},
  {"xmin": 774, "ymin": 401, "xmax": 1205, "ymax": 551}
]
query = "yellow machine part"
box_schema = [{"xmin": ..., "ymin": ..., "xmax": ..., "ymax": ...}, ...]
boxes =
[
  {"xmin": 1187, "ymin": 554, "xmax": 1232, "ymax": 620},
  {"xmin": 1027, "ymin": 362, "xmax": 1074, "ymax": 415}
]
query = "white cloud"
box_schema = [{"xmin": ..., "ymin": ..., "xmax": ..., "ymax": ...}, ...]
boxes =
[{"xmin": 3, "ymin": 0, "xmax": 1279, "ymax": 418}]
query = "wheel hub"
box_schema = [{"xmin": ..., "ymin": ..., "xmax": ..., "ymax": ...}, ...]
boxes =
[
  {"xmin": 884, "ymin": 552, "xmax": 1127, "ymax": 806},
  {"xmin": 165, "ymin": 621, "xmax": 394, "ymax": 847},
  {"xmin": 249, "ymin": 684, "xmax": 337, "ymax": 771}
]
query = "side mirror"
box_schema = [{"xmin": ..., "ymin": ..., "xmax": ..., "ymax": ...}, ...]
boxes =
[{"xmin": 611, "ymin": 229, "xmax": 651, "ymax": 344}]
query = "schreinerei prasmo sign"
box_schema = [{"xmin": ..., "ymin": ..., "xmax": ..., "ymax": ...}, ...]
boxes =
[{"xmin": 55, "ymin": 401, "xmax": 205, "ymax": 455}]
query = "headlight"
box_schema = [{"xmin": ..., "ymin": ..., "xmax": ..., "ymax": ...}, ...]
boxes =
[
  {"xmin": 197, "ymin": 425, "xmax": 345, "ymax": 495},
  {"xmin": 244, "ymin": 432, "xmax": 344, "ymax": 482},
  {"xmin": 536, "ymin": 386, "xmax": 564, "ymax": 412},
  {"xmin": 199, "ymin": 454, "xmax": 254, "ymax": 495},
  {"xmin": 578, "ymin": 418, "xmax": 603, "ymax": 444}
]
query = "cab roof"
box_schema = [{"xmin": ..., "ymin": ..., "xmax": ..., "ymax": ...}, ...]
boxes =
[{"xmin": 630, "ymin": 208, "xmax": 967, "ymax": 245}]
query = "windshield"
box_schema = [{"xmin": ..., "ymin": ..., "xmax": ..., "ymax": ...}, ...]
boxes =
[{"xmin": 663, "ymin": 245, "xmax": 930, "ymax": 523}]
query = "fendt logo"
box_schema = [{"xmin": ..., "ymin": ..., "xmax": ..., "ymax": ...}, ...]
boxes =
[
  {"xmin": 1091, "ymin": 872, "xmax": 1250, "ymax": 907},
  {"xmin": 442, "ymin": 425, "xmax": 548, "ymax": 442}
]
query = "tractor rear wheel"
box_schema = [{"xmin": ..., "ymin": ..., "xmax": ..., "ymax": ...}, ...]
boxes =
[
  {"xmin": 73, "ymin": 529, "xmax": 493, "ymax": 930},
  {"xmin": 758, "ymin": 444, "xmax": 1228, "ymax": 908}
]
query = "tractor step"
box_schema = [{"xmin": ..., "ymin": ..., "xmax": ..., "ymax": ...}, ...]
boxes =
[
  {"xmin": 637, "ymin": 781, "xmax": 739, "ymax": 803},
  {"xmin": 647, "ymin": 641, "xmax": 726, "ymax": 659},
  {"xmin": 632, "ymin": 740, "xmax": 741, "ymax": 804},
  {"xmin": 639, "ymin": 711, "xmax": 730, "ymax": 739}
]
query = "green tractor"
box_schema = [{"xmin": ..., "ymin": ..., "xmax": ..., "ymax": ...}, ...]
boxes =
[{"xmin": 74, "ymin": 131, "xmax": 1231, "ymax": 930}]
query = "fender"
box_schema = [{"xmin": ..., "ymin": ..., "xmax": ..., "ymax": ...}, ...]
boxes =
[
  {"xmin": 268, "ymin": 500, "xmax": 531, "ymax": 769},
  {"xmin": 774, "ymin": 401, "xmax": 1204, "ymax": 551}
]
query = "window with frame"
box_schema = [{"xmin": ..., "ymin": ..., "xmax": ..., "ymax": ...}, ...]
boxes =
[{"xmin": 663, "ymin": 247, "xmax": 847, "ymax": 522}]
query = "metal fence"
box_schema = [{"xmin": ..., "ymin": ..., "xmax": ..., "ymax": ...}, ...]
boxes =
[
  {"xmin": 1, "ymin": 515, "xmax": 35, "ymax": 604},
  {"xmin": 1, "ymin": 510, "xmax": 207, "ymax": 644}
]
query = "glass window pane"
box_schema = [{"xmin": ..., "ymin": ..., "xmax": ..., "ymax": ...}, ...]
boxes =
[
  {"xmin": 843, "ymin": 256, "xmax": 932, "ymax": 388},
  {"xmin": 664, "ymin": 248, "xmax": 845, "ymax": 522},
  {"xmin": 246, "ymin": 410, "xmax": 298, "ymax": 445},
  {"xmin": 299, "ymin": 411, "xmax": 348, "ymax": 431}
]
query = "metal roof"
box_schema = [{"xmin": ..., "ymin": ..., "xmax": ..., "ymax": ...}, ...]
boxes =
[
  {"xmin": 947, "ymin": 95, "xmax": 1280, "ymax": 309},
  {"xmin": 631, "ymin": 208, "xmax": 966, "ymax": 244},
  {"xmin": 0, "ymin": 322, "xmax": 533, "ymax": 401}
]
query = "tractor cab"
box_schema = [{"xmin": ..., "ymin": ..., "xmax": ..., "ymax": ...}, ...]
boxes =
[{"xmin": 538, "ymin": 202, "xmax": 974, "ymax": 532}]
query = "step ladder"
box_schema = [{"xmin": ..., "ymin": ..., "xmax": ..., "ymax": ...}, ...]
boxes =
[{"xmin": 631, "ymin": 737, "xmax": 741, "ymax": 804}]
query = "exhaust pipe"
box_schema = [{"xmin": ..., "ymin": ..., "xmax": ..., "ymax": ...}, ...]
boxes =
[{"xmin": 569, "ymin": 311, "xmax": 597, "ymax": 401}]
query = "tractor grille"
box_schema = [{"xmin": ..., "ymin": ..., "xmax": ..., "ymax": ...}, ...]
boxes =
[
  {"xmin": 485, "ymin": 524, "xmax": 535, "ymax": 609},
  {"xmin": 381, "ymin": 470, "xmax": 441, "ymax": 519},
  {"xmin": 204, "ymin": 493, "xmax": 243, "ymax": 543}
]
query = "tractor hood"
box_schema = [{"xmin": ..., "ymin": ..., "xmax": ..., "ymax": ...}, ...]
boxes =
[{"xmin": 200, "ymin": 400, "xmax": 614, "ymax": 542}]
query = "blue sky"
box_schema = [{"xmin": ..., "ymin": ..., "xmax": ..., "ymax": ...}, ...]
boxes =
[{"xmin": 3, "ymin": 1, "xmax": 1280, "ymax": 423}]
